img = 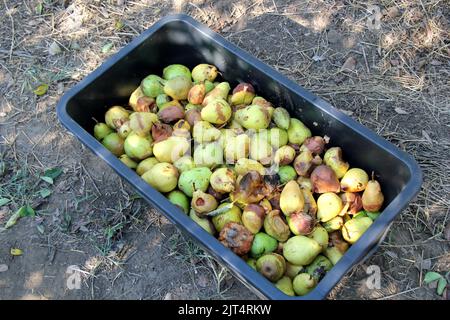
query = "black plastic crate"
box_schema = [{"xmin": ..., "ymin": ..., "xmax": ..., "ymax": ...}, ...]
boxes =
[{"xmin": 56, "ymin": 14, "xmax": 422, "ymax": 299}]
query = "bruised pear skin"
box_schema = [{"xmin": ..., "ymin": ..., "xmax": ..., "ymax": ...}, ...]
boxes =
[
  {"xmin": 287, "ymin": 213, "xmax": 315, "ymax": 236},
  {"xmin": 340, "ymin": 168, "xmax": 369, "ymax": 192},
  {"xmin": 188, "ymin": 83, "xmax": 206, "ymax": 105},
  {"xmin": 191, "ymin": 64, "xmax": 218, "ymax": 82},
  {"xmin": 310, "ymin": 165, "xmax": 340, "ymax": 193},
  {"xmin": 231, "ymin": 83, "xmax": 255, "ymax": 105},
  {"xmin": 242, "ymin": 204, "xmax": 266, "ymax": 234},
  {"xmin": 191, "ymin": 190, "xmax": 218, "ymax": 214},
  {"xmin": 323, "ymin": 147, "xmax": 349, "ymax": 179},
  {"xmin": 218, "ymin": 222, "xmax": 254, "ymax": 256},
  {"xmin": 256, "ymin": 253, "xmax": 286, "ymax": 282},
  {"xmin": 340, "ymin": 192, "xmax": 363, "ymax": 215},
  {"xmin": 302, "ymin": 136, "xmax": 326, "ymax": 156},
  {"xmin": 264, "ymin": 210, "xmax": 290, "ymax": 242},
  {"xmin": 362, "ymin": 178, "xmax": 384, "ymax": 212}
]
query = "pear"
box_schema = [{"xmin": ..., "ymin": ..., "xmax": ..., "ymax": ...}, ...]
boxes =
[
  {"xmin": 268, "ymin": 127, "xmax": 288, "ymax": 148},
  {"xmin": 306, "ymin": 255, "xmax": 333, "ymax": 281},
  {"xmin": 105, "ymin": 106, "xmax": 129, "ymax": 129},
  {"xmin": 362, "ymin": 176, "xmax": 384, "ymax": 212},
  {"xmin": 153, "ymin": 136, "xmax": 190, "ymax": 163},
  {"xmin": 202, "ymin": 82, "xmax": 231, "ymax": 106},
  {"xmin": 278, "ymin": 166, "xmax": 297, "ymax": 184},
  {"xmin": 250, "ymin": 232, "xmax": 278, "ymax": 258},
  {"xmin": 94, "ymin": 122, "xmax": 113, "ymax": 140},
  {"xmin": 340, "ymin": 168, "xmax": 369, "ymax": 192},
  {"xmin": 219, "ymin": 222, "xmax": 253, "ymax": 256},
  {"xmin": 162, "ymin": 64, "xmax": 191, "ymax": 80},
  {"xmin": 163, "ymin": 76, "xmax": 192, "ymax": 100},
  {"xmin": 340, "ymin": 192, "xmax": 363, "ymax": 215},
  {"xmin": 283, "ymin": 236, "xmax": 322, "ymax": 266},
  {"xmin": 264, "ymin": 210, "xmax": 291, "ymax": 242},
  {"xmin": 191, "ymin": 190, "xmax": 218, "ymax": 214},
  {"xmin": 252, "ymin": 96, "xmax": 274, "ymax": 117},
  {"xmin": 302, "ymin": 188, "xmax": 317, "ymax": 216},
  {"xmin": 117, "ymin": 121, "xmax": 131, "ymax": 139},
  {"xmin": 141, "ymin": 74, "xmax": 165, "ymax": 97},
  {"xmin": 275, "ymin": 276, "xmax": 295, "ymax": 296},
  {"xmin": 234, "ymin": 158, "xmax": 265, "ymax": 176},
  {"xmin": 293, "ymin": 150, "xmax": 314, "ymax": 176},
  {"xmin": 191, "ymin": 64, "xmax": 218, "ymax": 82},
  {"xmin": 235, "ymin": 105, "xmax": 271, "ymax": 130},
  {"xmin": 310, "ymin": 165, "xmax": 340, "ymax": 193},
  {"xmin": 158, "ymin": 104, "xmax": 185, "ymax": 123},
  {"xmin": 242, "ymin": 204, "xmax": 266, "ymax": 234},
  {"xmin": 136, "ymin": 157, "xmax": 159, "ymax": 176},
  {"xmin": 280, "ymin": 181, "xmax": 304, "ymax": 216},
  {"xmin": 142, "ymin": 162, "xmax": 178, "ymax": 193},
  {"xmin": 293, "ymin": 273, "xmax": 316, "ymax": 296},
  {"xmin": 172, "ymin": 156, "xmax": 195, "ymax": 173},
  {"xmin": 193, "ymin": 142, "xmax": 223, "ymax": 168},
  {"xmin": 272, "ymin": 107, "xmax": 291, "ymax": 130},
  {"xmin": 224, "ymin": 134, "xmax": 250, "ymax": 164},
  {"xmin": 167, "ymin": 190, "xmax": 189, "ymax": 214},
  {"xmin": 342, "ymin": 216, "xmax": 373, "ymax": 244},
  {"xmin": 185, "ymin": 108, "xmax": 202, "ymax": 127},
  {"xmin": 323, "ymin": 147, "xmax": 349, "ymax": 178},
  {"xmin": 210, "ymin": 167, "xmax": 236, "ymax": 193},
  {"xmin": 322, "ymin": 216, "xmax": 344, "ymax": 232},
  {"xmin": 129, "ymin": 112, "xmax": 158, "ymax": 136},
  {"xmin": 249, "ymin": 134, "xmax": 273, "ymax": 165},
  {"xmin": 256, "ymin": 253, "xmax": 286, "ymax": 282},
  {"xmin": 193, "ymin": 121, "xmax": 221, "ymax": 143},
  {"xmin": 324, "ymin": 247, "xmax": 343, "ymax": 265},
  {"xmin": 188, "ymin": 83, "xmax": 206, "ymax": 105},
  {"xmin": 287, "ymin": 213, "xmax": 315, "ymax": 236},
  {"xmin": 230, "ymin": 83, "xmax": 255, "ymax": 105},
  {"xmin": 124, "ymin": 132, "xmax": 153, "ymax": 160},
  {"xmin": 297, "ymin": 177, "xmax": 313, "ymax": 191},
  {"xmin": 178, "ymin": 167, "xmax": 212, "ymax": 197},
  {"xmin": 201, "ymin": 98, "xmax": 232, "ymax": 124},
  {"xmin": 156, "ymin": 94, "xmax": 170, "ymax": 109},
  {"xmin": 287, "ymin": 118, "xmax": 311, "ymax": 145},
  {"xmin": 274, "ymin": 145, "xmax": 296, "ymax": 165},
  {"xmin": 285, "ymin": 262, "xmax": 303, "ymax": 279},
  {"xmin": 307, "ymin": 226, "xmax": 328, "ymax": 252},
  {"xmin": 119, "ymin": 154, "xmax": 138, "ymax": 169},
  {"xmin": 211, "ymin": 203, "xmax": 242, "ymax": 232},
  {"xmin": 246, "ymin": 258, "xmax": 257, "ymax": 270},
  {"xmin": 317, "ymin": 192, "xmax": 343, "ymax": 222},
  {"xmin": 302, "ymin": 136, "xmax": 326, "ymax": 156},
  {"xmin": 189, "ymin": 209, "xmax": 215, "ymax": 235}
]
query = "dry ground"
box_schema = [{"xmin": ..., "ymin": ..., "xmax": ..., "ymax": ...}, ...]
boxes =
[{"xmin": 0, "ymin": 0, "xmax": 449, "ymax": 300}]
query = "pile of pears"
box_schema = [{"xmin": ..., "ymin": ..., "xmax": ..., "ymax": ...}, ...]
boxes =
[{"xmin": 93, "ymin": 63, "xmax": 385, "ymax": 297}]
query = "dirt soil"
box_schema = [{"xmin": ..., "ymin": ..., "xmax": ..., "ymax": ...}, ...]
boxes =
[{"xmin": 0, "ymin": 0, "xmax": 449, "ymax": 300}]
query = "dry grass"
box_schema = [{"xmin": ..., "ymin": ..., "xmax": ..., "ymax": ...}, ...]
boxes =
[{"xmin": 0, "ymin": 0, "xmax": 449, "ymax": 300}]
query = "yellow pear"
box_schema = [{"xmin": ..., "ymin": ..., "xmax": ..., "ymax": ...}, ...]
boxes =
[
  {"xmin": 362, "ymin": 177, "xmax": 384, "ymax": 212},
  {"xmin": 280, "ymin": 181, "xmax": 305, "ymax": 216}
]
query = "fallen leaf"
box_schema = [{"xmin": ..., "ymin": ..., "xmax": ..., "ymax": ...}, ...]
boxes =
[
  {"xmin": 36, "ymin": 224, "xmax": 45, "ymax": 234},
  {"xmin": 424, "ymin": 271, "xmax": 442, "ymax": 284},
  {"xmin": 18, "ymin": 206, "xmax": 35, "ymax": 217},
  {"xmin": 437, "ymin": 277, "xmax": 447, "ymax": 296},
  {"xmin": 341, "ymin": 56, "xmax": 357, "ymax": 72},
  {"xmin": 40, "ymin": 176, "xmax": 53, "ymax": 184},
  {"xmin": 101, "ymin": 42, "xmax": 113, "ymax": 54},
  {"xmin": 39, "ymin": 188, "xmax": 52, "ymax": 198},
  {"xmin": 35, "ymin": 2, "xmax": 43, "ymax": 15},
  {"xmin": 33, "ymin": 84, "xmax": 49, "ymax": 96},
  {"xmin": 0, "ymin": 264, "xmax": 8, "ymax": 272},
  {"xmin": 5, "ymin": 212, "xmax": 20, "ymax": 229},
  {"xmin": 394, "ymin": 107, "xmax": 409, "ymax": 115},
  {"xmin": 10, "ymin": 248, "xmax": 23, "ymax": 256},
  {"xmin": 49, "ymin": 41, "xmax": 62, "ymax": 55},
  {"xmin": 44, "ymin": 168, "xmax": 62, "ymax": 180}
]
